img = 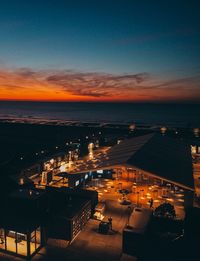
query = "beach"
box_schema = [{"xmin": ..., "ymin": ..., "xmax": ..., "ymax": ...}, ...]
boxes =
[{"xmin": 0, "ymin": 119, "xmax": 198, "ymax": 179}]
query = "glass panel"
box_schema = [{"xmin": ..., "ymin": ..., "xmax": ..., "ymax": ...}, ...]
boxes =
[
  {"xmin": 16, "ymin": 232, "xmax": 27, "ymax": 256},
  {"xmin": 30, "ymin": 227, "xmax": 41, "ymax": 255},
  {"xmin": 36, "ymin": 227, "xmax": 41, "ymax": 245},
  {"xmin": 5, "ymin": 230, "xmax": 27, "ymax": 256},
  {"xmin": 30, "ymin": 230, "xmax": 36, "ymax": 254},
  {"xmin": 6, "ymin": 230, "xmax": 17, "ymax": 253},
  {"xmin": 0, "ymin": 228, "xmax": 5, "ymax": 250}
]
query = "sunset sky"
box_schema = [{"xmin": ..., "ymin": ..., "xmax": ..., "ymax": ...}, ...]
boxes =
[{"xmin": 0, "ymin": 0, "xmax": 200, "ymax": 102}]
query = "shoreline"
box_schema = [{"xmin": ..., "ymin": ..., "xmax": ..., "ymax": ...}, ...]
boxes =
[
  {"xmin": 0, "ymin": 117, "xmax": 197, "ymax": 129},
  {"xmin": 1, "ymin": 102, "xmax": 200, "ymax": 128}
]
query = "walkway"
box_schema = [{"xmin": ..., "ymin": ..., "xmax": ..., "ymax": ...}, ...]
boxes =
[{"xmin": 0, "ymin": 200, "xmax": 136, "ymax": 261}]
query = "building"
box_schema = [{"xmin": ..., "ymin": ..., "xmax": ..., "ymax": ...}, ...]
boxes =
[
  {"xmin": 0, "ymin": 186, "xmax": 97, "ymax": 259},
  {"xmin": 0, "ymin": 189, "xmax": 47, "ymax": 259},
  {"xmin": 45, "ymin": 187, "xmax": 93, "ymax": 242},
  {"xmin": 87, "ymin": 133, "xmax": 194, "ymax": 209}
]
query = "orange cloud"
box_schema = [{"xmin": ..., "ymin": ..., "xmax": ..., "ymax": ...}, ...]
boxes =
[{"xmin": 0, "ymin": 67, "xmax": 200, "ymax": 102}]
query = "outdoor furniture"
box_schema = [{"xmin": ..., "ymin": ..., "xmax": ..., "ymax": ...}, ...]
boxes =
[
  {"xmin": 118, "ymin": 197, "xmax": 131, "ymax": 205},
  {"xmin": 98, "ymin": 221, "xmax": 109, "ymax": 234}
]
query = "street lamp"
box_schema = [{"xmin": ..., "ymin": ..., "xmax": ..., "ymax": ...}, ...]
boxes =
[{"xmin": 88, "ymin": 142, "xmax": 94, "ymax": 159}]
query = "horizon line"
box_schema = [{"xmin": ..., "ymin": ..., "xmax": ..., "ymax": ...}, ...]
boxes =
[{"xmin": 0, "ymin": 99, "xmax": 200, "ymax": 105}]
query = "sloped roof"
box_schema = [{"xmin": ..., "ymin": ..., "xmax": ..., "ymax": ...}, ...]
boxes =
[{"xmin": 97, "ymin": 133, "xmax": 194, "ymax": 190}]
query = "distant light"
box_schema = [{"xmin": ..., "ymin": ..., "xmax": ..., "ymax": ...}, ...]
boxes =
[
  {"xmin": 160, "ymin": 126, "xmax": 167, "ymax": 134},
  {"xmin": 19, "ymin": 178, "xmax": 24, "ymax": 185},
  {"xmin": 129, "ymin": 124, "xmax": 136, "ymax": 132},
  {"xmin": 60, "ymin": 165, "xmax": 66, "ymax": 172},
  {"xmin": 66, "ymin": 142, "xmax": 69, "ymax": 145},
  {"xmin": 20, "ymin": 157, "xmax": 23, "ymax": 160},
  {"xmin": 55, "ymin": 146, "xmax": 58, "ymax": 149},
  {"xmin": 86, "ymin": 136, "xmax": 88, "ymax": 139},
  {"xmin": 193, "ymin": 128, "xmax": 200, "ymax": 137},
  {"xmin": 88, "ymin": 142, "xmax": 94, "ymax": 150},
  {"xmin": 50, "ymin": 158, "xmax": 54, "ymax": 164},
  {"xmin": 35, "ymin": 152, "xmax": 38, "ymax": 156},
  {"xmin": 41, "ymin": 150, "xmax": 44, "ymax": 154},
  {"xmin": 99, "ymin": 132, "xmax": 101, "ymax": 135}
]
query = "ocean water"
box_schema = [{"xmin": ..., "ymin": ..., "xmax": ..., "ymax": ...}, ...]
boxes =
[{"xmin": 0, "ymin": 101, "xmax": 200, "ymax": 127}]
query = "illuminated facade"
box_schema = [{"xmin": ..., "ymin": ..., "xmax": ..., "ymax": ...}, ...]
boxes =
[
  {"xmin": 0, "ymin": 227, "xmax": 42, "ymax": 258},
  {"xmin": 0, "ymin": 191, "xmax": 46, "ymax": 259}
]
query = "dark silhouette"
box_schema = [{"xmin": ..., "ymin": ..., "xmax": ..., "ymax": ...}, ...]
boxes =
[
  {"xmin": 108, "ymin": 217, "xmax": 113, "ymax": 230},
  {"xmin": 154, "ymin": 203, "xmax": 176, "ymax": 219},
  {"xmin": 149, "ymin": 198, "xmax": 154, "ymax": 208}
]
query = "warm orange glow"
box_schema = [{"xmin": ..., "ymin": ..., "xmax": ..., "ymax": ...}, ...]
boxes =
[{"xmin": 0, "ymin": 68, "xmax": 199, "ymax": 102}]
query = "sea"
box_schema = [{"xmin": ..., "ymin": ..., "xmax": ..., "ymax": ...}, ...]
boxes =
[{"xmin": 0, "ymin": 101, "xmax": 200, "ymax": 128}]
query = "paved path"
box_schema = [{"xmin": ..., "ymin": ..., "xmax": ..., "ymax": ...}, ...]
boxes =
[{"xmin": 0, "ymin": 200, "xmax": 136, "ymax": 261}]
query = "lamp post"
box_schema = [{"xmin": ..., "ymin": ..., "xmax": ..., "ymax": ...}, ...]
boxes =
[
  {"xmin": 68, "ymin": 151, "xmax": 73, "ymax": 170},
  {"xmin": 137, "ymin": 192, "xmax": 140, "ymax": 206},
  {"xmin": 88, "ymin": 142, "xmax": 94, "ymax": 159}
]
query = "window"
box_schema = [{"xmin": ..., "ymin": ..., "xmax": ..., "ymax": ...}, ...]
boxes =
[
  {"xmin": 5, "ymin": 230, "xmax": 27, "ymax": 256},
  {"xmin": 6, "ymin": 230, "xmax": 17, "ymax": 254},
  {"xmin": 30, "ymin": 227, "xmax": 41, "ymax": 255},
  {"xmin": 30, "ymin": 230, "xmax": 36, "ymax": 254},
  {"xmin": 16, "ymin": 232, "xmax": 27, "ymax": 256},
  {"xmin": 0, "ymin": 227, "xmax": 41, "ymax": 257},
  {"xmin": 0, "ymin": 228, "xmax": 5, "ymax": 250}
]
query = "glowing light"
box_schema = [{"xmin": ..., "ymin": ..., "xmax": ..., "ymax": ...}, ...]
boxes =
[
  {"xmin": 166, "ymin": 198, "xmax": 174, "ymax": 202},
  {"xmin": 129, "ymin": 124, "xmax": 136, "ymax": 132},
  {"xmin": 60, "ymin": 164, "xmax": 66, "ymax": 172},
  {"xmin": 193, "ymin": 128, "xmax": 200, "ymax": 137},
  {"xmin": 160, "ymin": 126, "xmax": 167, "ymax": 134},
  {"xmin": 19, "ymin": 178, "xmax": 24, "ymax": 185},
  {"xmin": 50, "ymin": 159, "xmax": 54, "ymax": 164},
  {"xmin": 177, "ymin": 199, "xmax": 184, "ymax": 202},
  {"xmin": 88, "ymin": 142, "xmax": 94, "ymax": 159}
]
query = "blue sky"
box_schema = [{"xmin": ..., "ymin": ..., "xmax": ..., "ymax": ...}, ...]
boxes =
[{"xmin": 0, "ymin": 0, "xmax": 200, "ymax": 101}]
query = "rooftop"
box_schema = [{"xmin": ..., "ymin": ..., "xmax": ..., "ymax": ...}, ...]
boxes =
[
  {"xmin": 97, "ymin": 133, "xmax": 194, "ymax": 190},
  {"xmin": 9, "ymin": 188, "xmax": 45, "ymax": 200}
]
